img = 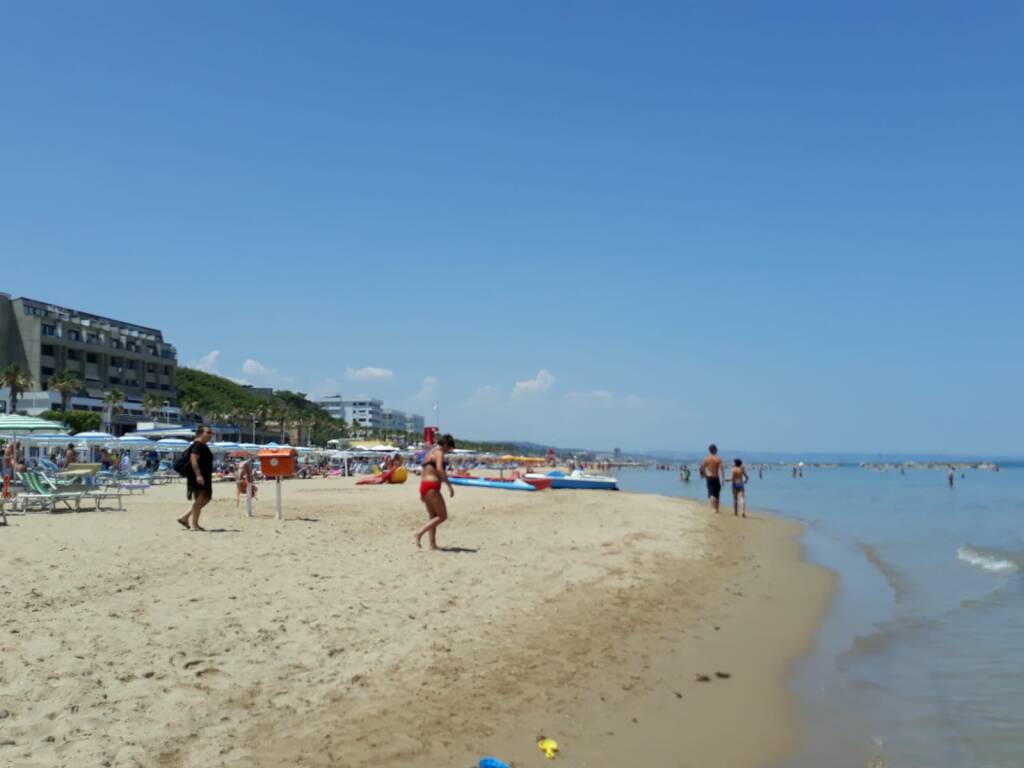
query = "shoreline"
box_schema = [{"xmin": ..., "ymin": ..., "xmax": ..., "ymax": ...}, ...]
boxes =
[{"xmin": 0, "ymin": 479, "xmax": 834, "ymax": 767}]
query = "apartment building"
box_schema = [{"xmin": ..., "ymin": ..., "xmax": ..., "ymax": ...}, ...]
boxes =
[
  {"xmin": 314, "ymin": 394, "xmax": 346, "ymax": 421},
  {"xmin": 0, "ymin": 294, "xmax": 178, "ymax": 405},
  {"xmin": 343, "ymin": 399, "xmax": 383, "ymax": 430},
  {"xmin": 382, "ymin": 408, "xmax": 425, "ymax": 434}
]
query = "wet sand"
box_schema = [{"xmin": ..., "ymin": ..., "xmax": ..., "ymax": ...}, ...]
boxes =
[{"xmin": 0, "ymin": 476, "xmax": 833, "ymax": 767}]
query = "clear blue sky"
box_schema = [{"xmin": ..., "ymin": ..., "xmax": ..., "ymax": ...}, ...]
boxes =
[{"xmin": 3, "ymin": 2, "xmax": 1021, "ymax": 454}]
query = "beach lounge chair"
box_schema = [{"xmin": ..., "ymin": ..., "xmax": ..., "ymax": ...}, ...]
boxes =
[
  {"xmin": 37, "ymin": 472, "xmax": 124, "ymax": 511},
  {"xmin": 15, "ymin": 471, "xmax": 85, "ymax": 513}
]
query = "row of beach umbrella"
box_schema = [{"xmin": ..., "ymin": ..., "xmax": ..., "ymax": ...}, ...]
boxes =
[{"xmin": 0, "ymin": 417, "xmax": 321, "ymax": 455}]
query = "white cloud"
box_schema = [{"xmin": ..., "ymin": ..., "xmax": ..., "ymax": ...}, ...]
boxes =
[
  {"xmin": 345, "ymin": 366, "xmax": 395, "ymax": 381},
  {"xmin": 512, "ymin": 369, "xmax": 554, "ymax": 397},
  {"xmin": 413, "ymin": 376, "xmax": 440, "ymax": 403},
  {"xmin": 242, "ymin": 359, "xmax": 276, "ymax": 377},
  {"xmin": 187, "ymin": 349, "xmax": 221, "ymax": 373}
]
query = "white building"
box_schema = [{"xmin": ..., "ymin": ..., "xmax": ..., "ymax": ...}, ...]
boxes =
[
  {"xmin": 315, "ymin": 395, "xmax": 345, "ymax": 421},
  {"xmin": 343, "ymin": 399, "xmax": 383, "ymax": 430}
]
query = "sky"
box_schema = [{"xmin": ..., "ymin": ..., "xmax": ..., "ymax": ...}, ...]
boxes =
[{"xmin": 2, "ymin": 1, "xmax": 1021, "ymax": 454}]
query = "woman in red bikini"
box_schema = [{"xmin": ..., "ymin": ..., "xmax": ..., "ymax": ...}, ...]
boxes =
[{"xmin": 415, "ymin": 434, "xmax": 455, "ymax": 550}]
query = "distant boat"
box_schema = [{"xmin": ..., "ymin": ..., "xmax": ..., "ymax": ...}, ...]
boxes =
[{"xmin": 526, "ymin": 470, "xmax": 619, "ymax": 491}]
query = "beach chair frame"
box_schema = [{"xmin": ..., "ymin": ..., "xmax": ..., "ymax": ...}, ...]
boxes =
[{"xmin": 16, "ymin": 471, "xmax": 85, "ymax": 513}]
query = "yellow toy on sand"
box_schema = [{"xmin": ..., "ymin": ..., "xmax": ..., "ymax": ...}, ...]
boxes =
[
  {"xmin": 538, "ymin": 737, "xmax": 559, "ymax": 759},
  {"xmin": 389, "ymin": 466, "xmax": 408, "ymax": 484}
]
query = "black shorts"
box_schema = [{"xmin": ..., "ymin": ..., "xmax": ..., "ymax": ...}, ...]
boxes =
[
  {"xmin": 706, "ymin": 477, "xmax": 721, "ymax": 499},
  {"xmin": 187, "ymin": 481, "xmax": 212, "ymax": 500}
]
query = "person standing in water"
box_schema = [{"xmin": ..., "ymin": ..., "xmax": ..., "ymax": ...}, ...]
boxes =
[
  {"xmin": 700, "ymin": 444, "xmax": 724, "ymax": 513},
  {"xmin": 731, "ymin": 459, "xmax": 749, "ymax": 517},
  {"xmin": 415, "ymin": 433, "xmax": 456, "ymax": 550},
  {"xmin": 948, "ymin": 465, "xmax": 955, "ymax": 488}
]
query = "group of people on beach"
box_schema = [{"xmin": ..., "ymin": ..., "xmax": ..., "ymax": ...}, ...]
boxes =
[
  {"xmin": 170, "ymin": 426, "xmax": 462, "ymax": 548},
  {"xmin": 700, "ymin": 444, "xmax": 748, "ymax": 517}
]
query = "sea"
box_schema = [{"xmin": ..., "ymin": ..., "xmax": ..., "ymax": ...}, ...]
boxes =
[{"xmin": 616, "ymin": 462, "xmax": 1024, "ymax": 768}]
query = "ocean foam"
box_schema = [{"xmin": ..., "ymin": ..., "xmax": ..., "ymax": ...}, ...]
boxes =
[{"xmin": 957, "ymin": 546, "xmax": 1020, "ymax": 574}]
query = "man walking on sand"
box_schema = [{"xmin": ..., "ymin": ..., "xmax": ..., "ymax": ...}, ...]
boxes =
[
  {"xmin": 700, "ymin": 444, "xmax": 725, "ymax": 513},
  {"xmin": 178, "ymin": 425, "xmax": 214, "ymax": 531}
]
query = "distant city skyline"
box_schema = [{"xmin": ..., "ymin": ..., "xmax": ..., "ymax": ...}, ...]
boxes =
[{"xmin": 3, "ymin": 3, "xmax": 1020, "ymax": 455}]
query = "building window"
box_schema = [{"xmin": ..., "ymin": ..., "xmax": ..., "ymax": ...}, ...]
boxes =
[
  {"xmin": 86, "ymin": 353, "xmax": 98, "ymax": 363},
  {"xmin": 42, "ymin": 324, "xmax": 56, "ymax": 336},
  {"xmin": 111, "ymin": 357, "xmax": 123, "ymax": 367},
  {"xmin": 67, "ymin": 350, "xmax": 79, "ymax": 361},
  {"xmin": 160, "ymin": 384, "xmax": 171, "ymax": 391},
  {"xmin": 41, "ymin": 344, "xmax": 55, "ymax": 355},
  {"xmin": 111, "ymin": 339, "xmax": 122, "ymax": 349},
  {"xmin": 146, "ymin": 363, "xmax": 156, "ymax": 373},
  {"xmin": 67, "ymin": 329, "xmax": 81, "ymax": 341},
  {"xmin": 163, "ymin": 366, "xmax": 172, "ymax": 375},
  {"xmin": 87, "ymin": 333, "xmax": 99, "ymax": 343},
  {"xmin": 41, "ymin": 366, "xmax": 55, "ymax": 375},
  {"xmin": 146, "ymin": 346, "xmax": 157, "ymax": 356},
  {"xmin": 109, "ymin": 377, "xmax": 122, "ymax": 385}
]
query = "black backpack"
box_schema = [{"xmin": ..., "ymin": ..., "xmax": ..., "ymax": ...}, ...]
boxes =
[{"xmin": 172, "ymin": 443, "xmax": 193, "ymax": 477}]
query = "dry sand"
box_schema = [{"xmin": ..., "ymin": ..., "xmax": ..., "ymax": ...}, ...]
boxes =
[{"xmin": 0, "ymin": 476, "xmax": 834, "ymax": 767}]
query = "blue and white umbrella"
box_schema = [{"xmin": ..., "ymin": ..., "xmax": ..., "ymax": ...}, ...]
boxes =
[
  {"xmin": 73, "ymin": 431, "xmax": 116, "ymax": 444},
  {"xmin": 22, "ymin": 432, "xmax": 73, "ymax": 446},
  {"xmin": 118, "ymin": 434, "xmax": 155, "ymax": 450},
  {"xmin": 155, "ymin": 438, "xmax": 190, "ymax": 453}
]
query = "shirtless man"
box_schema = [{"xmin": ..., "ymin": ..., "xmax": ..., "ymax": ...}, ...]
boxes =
[{"xmin": 700, "ymin": 444, "xmax": 725, "ymax": 513}]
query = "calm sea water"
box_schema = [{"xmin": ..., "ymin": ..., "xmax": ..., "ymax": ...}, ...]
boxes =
[{"xmin": 616, "ymin": 464, "xmax": 1024, "ymax": 768}]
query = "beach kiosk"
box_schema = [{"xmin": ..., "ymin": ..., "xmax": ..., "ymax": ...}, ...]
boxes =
[{"xmin": 258, "ymin": 447, "xmax": 297, "ymax": 521}]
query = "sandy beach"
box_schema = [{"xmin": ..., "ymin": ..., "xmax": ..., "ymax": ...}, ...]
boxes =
[{"xmin": 0, "ymin": 476, "xmax": 833, "ymax": 768}]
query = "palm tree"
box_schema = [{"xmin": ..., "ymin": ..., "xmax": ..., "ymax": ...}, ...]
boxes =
[
  {"xmin": 102, "ymin": 389, "xmax": 125, "ymax": 433},
  {"xmin": 180, "ymin": 399, "xmax": 202, "ymax": 422},
  {"xmin": 1, "ymin": 363, "xmax": 32, "ymax": 415},
  {"xmin": 49, "ymin": 371, "xmax": 82, "ymax": 413},
  {"xmin": 142, "ymin": 393, "xmax": 163, "ymax": 424}
]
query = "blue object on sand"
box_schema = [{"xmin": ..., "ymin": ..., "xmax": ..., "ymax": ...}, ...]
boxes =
[{"xmin": 479, "ymin": 759, "xmax": 511, "ymax": 768}]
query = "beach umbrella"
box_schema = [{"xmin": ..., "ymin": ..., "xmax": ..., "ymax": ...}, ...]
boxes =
[
  {"xmin": 239, "ymin": 443, "xmax": 260, "ymax": 453},
  {"xmin": 73, "ymin": 431, "xmax": 116, "ymax": 444},
  {"xmin": 22, "ymin": 432, "xmax": 73, "ymax": 445},
  {"xmin": 155, "ymin": 437, "xmax": 190, "ymax": 452},
  {"xmin": 212, "ymin": 441, "xmax": 241, "ymax": 453},
  {"xmin": 0, "ymin": 414, "xmax": 66, "ymax": 434},
  {"xmin": 117, "ymin": 438, "xmax": 154, "ymax": 450},
  {"xmin": 264, "ymin": 441, "xmax": 280, "ymax": 448}
]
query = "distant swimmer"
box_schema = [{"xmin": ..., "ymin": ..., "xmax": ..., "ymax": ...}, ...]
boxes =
[
  {"xmin": 681, "ymin": 465, "xmax": 691, "ymax": 483},
  {"xmin": 792, "ymin": 465, "xmax": 798, "ymax": 479},
  {"xmin": 415, "ymin": 433, "xmax": 456, "ymax": 550},
  {"xmin": 731, "ymin": 459, "xmax": 749, "ymax": 517},
  {"xmin": 758, "ymin": 465, "xmax": 763, "ymax": 480},
  {"xmin": 700, "ymin": 444, "xmax": 725, "ymax": 513}
]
